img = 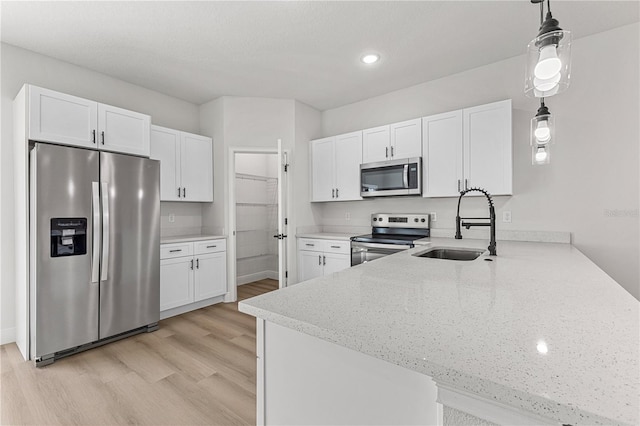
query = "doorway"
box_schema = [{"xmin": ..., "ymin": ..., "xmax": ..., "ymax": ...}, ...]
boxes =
[
  {"xmin": 235, "ymin": 152, "xmax": 279, "ymax": 286},
  {"xmin": 228, "ymin": 147, "xmax": 289, "ymax": 302}
]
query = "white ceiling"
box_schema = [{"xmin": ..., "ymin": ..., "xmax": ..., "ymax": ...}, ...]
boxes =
[{"xmin": 2, "ymin": 1, "xmax": 638, "ymax": 111}]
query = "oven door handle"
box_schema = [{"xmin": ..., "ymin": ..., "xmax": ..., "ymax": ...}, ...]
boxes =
[{"xmin": 351, "ymin": 242, "xmax": 413, "ymax": 250}]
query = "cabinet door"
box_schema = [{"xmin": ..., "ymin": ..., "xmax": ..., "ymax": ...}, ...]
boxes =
[
  {"xmin": 334, "ymin": 131, "xmax": 362, "ymax": 201},
  {"xmin": 298, "ymin": 250, "xmax": 324, "ymax": 282},
  {"xmin": 98, "ymin": 103, "xmax": 151, "ymax": 157},
  {"xmin": 28, "ymin": 86, "xmax": 98, "ymax": 149},
  {"xmin": 310, "ymin": 137, "xmax": 336, "ymax": 202},
  {"xmin": 362, "ymin": 125, "xmax": 390, "ymax": 163},
  {"xmin": 180, "ymin": 132, "xmax": 213, "ymax": 202},
  {"xmin": 150, "ymin": 126, "xmax": 181, "ymax": 201},
  {"xmin": 323, "ymin": 253, "xmax": 351, "ymax": 276},
  {"xmin": 422, "ymin": 111, "xmax": 463, "ymax": 197},
  {"xmin": 160, "ymin": 257, "xmax": 194, "ymax": 311},
  {"xmin": 390, "ymin": 118, "xmax": 422, "ymax": 160},
  {"xmin": 194, "ymin": 252, "xmax": 227, "ymax": 301},
  {"xmin": 463, "ymin": 100, "xmax": 512, "ymax": 195}
]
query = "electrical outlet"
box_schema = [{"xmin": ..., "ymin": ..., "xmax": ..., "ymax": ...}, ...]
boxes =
[
  {"xmin": 168, "ymin": 213, "xmax": 175, "ymax": 223},
  {"xmin": 430, "ymin": 212, "xmax": 437, "ymax": 222},
  {"xmin": 502, "ymin": 211, "xmax": 512, "ymax": 223},
  {"xmin": 345, "ymin": 212, "xmax": 351, "ymax": 220}
]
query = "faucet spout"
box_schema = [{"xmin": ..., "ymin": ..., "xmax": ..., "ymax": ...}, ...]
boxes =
[{"xmin": 454, "ymin": 187, "xmax": 497, "ymax": 256}]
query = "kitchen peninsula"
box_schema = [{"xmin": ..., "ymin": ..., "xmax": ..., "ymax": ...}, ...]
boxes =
[{"xmin": 239, "ymin": 238, "xmax": 639, "ymax": 426}]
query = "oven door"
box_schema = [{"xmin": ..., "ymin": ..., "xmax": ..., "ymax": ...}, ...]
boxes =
[{"xmin": 351, "ymin": 241, "xmax": 413, "ymax": 266}]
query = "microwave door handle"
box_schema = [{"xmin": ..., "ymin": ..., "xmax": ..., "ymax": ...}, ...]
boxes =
[{"xmin": 403, "ymin": 164, "xmax": 409, "ymax": 188}]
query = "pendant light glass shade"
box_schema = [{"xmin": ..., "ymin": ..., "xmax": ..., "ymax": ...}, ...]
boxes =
[
  {"xmin": 530, "ymin": 109, "xmax": 554, "ymax": 146},
  {"xmin": 525, "ymin": 12, "xmax": 572, "ymax": 98},
  {"xmin": 531, "ymin": 100, "xmax": 553, "ymax": 165}
]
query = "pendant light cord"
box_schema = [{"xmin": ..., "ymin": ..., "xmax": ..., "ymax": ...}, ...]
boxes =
[{"xmin": 539, "ymin": 1, "xmax": 544, "ymax": 25}]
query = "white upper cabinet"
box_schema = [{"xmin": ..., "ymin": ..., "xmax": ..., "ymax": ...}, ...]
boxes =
[
  {"xmin": 422, "ymin": 100, "xmax": 512, "ymax": 198},
  {"xmin": 422, "ymin": 110, "xmax": 463, "ymax": 197},
  {"xmin": 98, "ymin": 104, "xmax": 150, "ymax": 157},
  {"xmin": 26, "ymin": 85, "xmax": 150, "ymax": 156},
  {"xmin": 150, "ymin": 126, "xmax": 181, "ymax": 201},
  {"xmin": 390, "ymin": 118, "xmax": 422, "ymax": 160},
  {"xmin": 150, "ymin": 126, "xmax": 213, "ymax": 202},
  {"xmin": 310, "ymin": 132, "xmax": 362, "ymax": 202},
  {"xmin": 28, "ymin": 86, "xmax": 98, "ymax": 149},
  {"xmin": 463, "ymin": 100, "xmax": 512, "ymax": 196},
  {"xmin": 180, "ymin": 132, "xmax": 213, "ymax": 202},
  {"xmin": 334, "ymin": 131, "xmax": 363, "ymax": 201},
  {"xmin": 363, "ymin": 119, "xmax": 422, "ymax": 163},
  {"xmin": 362, "ymin": 125, "xmax": 390, "ymax": 163},
  {"xmin": 311, "ymin": 137, "xmax": 336, "ymax": 202}
]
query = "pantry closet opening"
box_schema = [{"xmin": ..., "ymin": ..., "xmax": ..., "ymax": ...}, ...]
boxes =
[{"xmin": 234, "ymin": 152, "xmax": 279, "ymax": 288}]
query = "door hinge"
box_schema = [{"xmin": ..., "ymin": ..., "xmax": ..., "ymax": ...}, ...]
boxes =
[{"xmin": 284, "ymin": 164, "xmax": 289, "ymax": 172}]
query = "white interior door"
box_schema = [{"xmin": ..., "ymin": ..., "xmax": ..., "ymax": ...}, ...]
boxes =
[{"xmin": 277, "ymin": 139, "xmax": 289, "ymax": 288}]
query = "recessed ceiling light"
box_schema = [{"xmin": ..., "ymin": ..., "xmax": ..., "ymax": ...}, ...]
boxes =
[{"xmin": 361, "ymin": 54, "xmax": 380, "ymax": 64}]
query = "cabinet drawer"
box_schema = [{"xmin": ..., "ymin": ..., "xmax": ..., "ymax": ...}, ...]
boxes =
[
  {"xmin": 298, "ymin": 238, "xmax": 325, "ymax": 252},
  {"xmin": 323, "ymin": 240, "xmax": 350, "ymax": 254},
  {"xmin": 194, "ymin": 239, "xmax": 226, "ymax": 255},
  {"xmin": 161, "ymin": 242, "xmax": 193, "ymax": 259}
]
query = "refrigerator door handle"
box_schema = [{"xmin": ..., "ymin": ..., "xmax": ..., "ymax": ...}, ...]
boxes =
[
  {"xmin": 91, "ymin": 182, "xmax": 100, "ymax": 283},
  {"xmin": 101, "ymin": 182, "xmax": 110, "ymax": 281}
]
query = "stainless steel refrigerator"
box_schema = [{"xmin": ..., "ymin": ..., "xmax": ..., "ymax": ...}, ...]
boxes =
[{"xmin": 29, "ymin": 143, "xmax": 160, "ymax": 366}]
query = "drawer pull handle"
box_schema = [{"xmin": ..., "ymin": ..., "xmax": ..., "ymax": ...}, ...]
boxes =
[
  {"xmin": 206, "ymin": 245, "xmax": 217, "ymax": 248},
  {"xmin": 330, "ymin": 245, "xmax": 340, "ymax": 248},
  {"xmin": 169, "ymin": 249, "xmax": 182, "ymax": 253},
  {"xmin": 305, "ymin": 243, "xmax": 314, "ymax": 246}
]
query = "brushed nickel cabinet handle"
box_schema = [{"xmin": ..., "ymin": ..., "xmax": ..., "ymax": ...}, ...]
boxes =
[
  {"xmin": 206, "ymin": 245, "xmax": 217, "ymax": 248},
  {"xmin": 318, "ymin": 255, "xmax": 322, "ymax": 265},
  {"xmin": 391, "ymin": 146, "xmax": 394, "ymax": 157},
  {"xmin": 178, "ymin": 187, "xmax": 181, "ymax": 198},
  {"xmin": 101, "ymin": 131, "xmax": 105, "ymax": 145},
  {"xmin": 169, "ymin": 249, "xmax": 182, "ymax": 253},
  {"xmin": 385, "ymin": 147, "xmax": 389, "ymax": 158},
  {"xmin": 92, "ymin": 130, "xmax": 96, "ymax": 144}
]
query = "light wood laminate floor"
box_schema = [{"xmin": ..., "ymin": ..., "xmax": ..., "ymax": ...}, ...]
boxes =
[{"xmin": 0, "ymin": 279, "xmax": 278, "ymax": 425}]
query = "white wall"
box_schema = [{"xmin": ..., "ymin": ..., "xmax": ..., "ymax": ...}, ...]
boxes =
[
  {"xmin": 0, "ymin": 43, "xmax": 201, "ymax": 342},
  {"xmin": 320, "ymin": 24, "xmax": 640, "ymax": 299}
]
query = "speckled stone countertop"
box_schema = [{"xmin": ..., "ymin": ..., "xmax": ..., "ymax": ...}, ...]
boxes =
[
  {"xmin": 160, "ymin": 234, "xmax": 226, "ymax": 244},
  {"xmin": 296, "ymin": 232, "xmax": 355, "ymax": 241},
  {"xmin": 239, "ymin": 238, "xmax": 639, "ymax": 425}
]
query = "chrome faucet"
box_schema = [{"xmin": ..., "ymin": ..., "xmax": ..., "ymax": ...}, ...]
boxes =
[{"xmin": 455, "ymin": 187, "xmax": 497, "ymax": 256}]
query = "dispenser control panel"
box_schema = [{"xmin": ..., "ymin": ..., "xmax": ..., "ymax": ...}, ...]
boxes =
[{"xmin": 50, "ymin": 218, "xmax": 87, "ymax": 257}]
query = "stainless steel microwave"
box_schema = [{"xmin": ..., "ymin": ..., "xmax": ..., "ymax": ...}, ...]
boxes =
[{"xmin": 360, "ymin": 157, "xmax": 422, "ymax": 197}]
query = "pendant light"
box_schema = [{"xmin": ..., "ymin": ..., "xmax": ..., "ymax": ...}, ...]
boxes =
[
  {"xmin": 531, "ymin": 99, "xmax": 553, "ymax": 165},
  {"xmin": 525, "ymin": 0, "xmax": 572, "ymax": 98}
]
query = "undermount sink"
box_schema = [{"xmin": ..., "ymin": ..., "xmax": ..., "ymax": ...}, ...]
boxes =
[{"xmin": 413, "ymin": 247, "xmax": 485, "ymax": 261}]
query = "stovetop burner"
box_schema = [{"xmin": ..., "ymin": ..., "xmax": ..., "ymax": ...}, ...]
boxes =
[{"xmin": 351, "ymin": 213, "xmax": 431, "ymax": 245}]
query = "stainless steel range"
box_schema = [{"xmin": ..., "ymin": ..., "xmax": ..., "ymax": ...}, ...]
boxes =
[{"xmin": 351, "ymin": 213, "xmax": 430, "ymax": 266}]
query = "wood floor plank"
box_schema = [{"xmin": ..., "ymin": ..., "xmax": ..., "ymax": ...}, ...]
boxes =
[{"xmin": 0, "ymin": 280, "xmax": 276, "ymax": 425}]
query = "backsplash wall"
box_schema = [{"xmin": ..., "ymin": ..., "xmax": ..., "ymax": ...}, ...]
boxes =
[{"xmin": 160, "ymin": 202, "xmax": 203, "ymax": 237}]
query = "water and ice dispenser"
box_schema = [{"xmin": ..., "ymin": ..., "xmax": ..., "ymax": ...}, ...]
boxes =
[{"xmin": 50, "ymin": 218, "xmax": 87, "ymax": 257}]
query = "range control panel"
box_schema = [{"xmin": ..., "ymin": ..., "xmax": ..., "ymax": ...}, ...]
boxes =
[{"xmin": 371, "ymin": 213, "xmax": 430, "ymax": 229}]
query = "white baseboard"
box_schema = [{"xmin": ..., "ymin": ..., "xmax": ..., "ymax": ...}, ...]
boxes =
[
  {"xmin": 237, "ymin": 271, "xmax": 279, "ymax": 286},
  {"xmin": 0, "ymin": 327, "xmax": 16, "ymax": 345}
]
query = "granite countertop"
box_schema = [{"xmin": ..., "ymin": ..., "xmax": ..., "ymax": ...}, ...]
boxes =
[
  {"xmin": 296, "ymin": 232, "xmax": 355, "ymax": 241},
  {"xmin": 160, "ymin": 234, "xmax": 226, "ymax": 244},
  {"xmin": 239, "ymin": 237, "xmax": 639, "ymax": 425}
]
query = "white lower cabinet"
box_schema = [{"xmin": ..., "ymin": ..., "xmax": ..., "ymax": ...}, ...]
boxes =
[
  {"xmin": 160, "ymin": 239, "xmax": 227, "ymax": 318},
  {"xmin": 297, "ymin": 238, "xmax": 350, "ymax": 282}
]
